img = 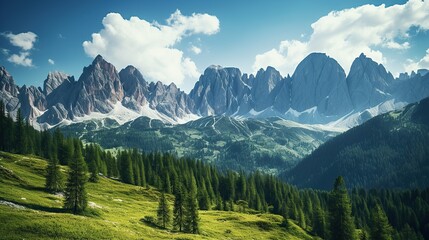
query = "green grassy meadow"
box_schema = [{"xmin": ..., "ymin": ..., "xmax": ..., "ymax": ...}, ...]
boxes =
[{"xmin": 0, "ymin": 151, "xmax": 315, "ymax": 239}]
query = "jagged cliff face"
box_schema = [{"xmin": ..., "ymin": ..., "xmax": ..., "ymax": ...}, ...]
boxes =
[
  {"xmin": 70, "ymin": 55, "xmax": 124, "ymax": 116},
  {"xmin": 189, "ymin": 66, "xmax": 249, "ymax": 116},
  {"xmin": 291, "ymin": 53, "xmax": 352, "ymax": 116},
  {"xmin": 1, "ymin": 53, "xmax": 428, "ymax": 129},
  {"xmin": 0, "ymin": 66, "xmax": 20, "ymax": 116},
  {"xmin": 346, "ymin": 53, "xmax": 394, "ymax": 110}
]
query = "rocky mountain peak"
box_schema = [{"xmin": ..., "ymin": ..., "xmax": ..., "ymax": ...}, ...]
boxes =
[
  {"xmin": 0, "ymin": 66, "xmax": 19, "ymax": 97},
  {"xmin": 347, "ymin": 53, "xmax": 394, "ymax": 110},
  {"xmin": 291, "ymin": 52, "xmax": 352, "ymax": 115},
  {"xmin": 43, "ymin": 71, "xmax": 73, "ymax": 95}
]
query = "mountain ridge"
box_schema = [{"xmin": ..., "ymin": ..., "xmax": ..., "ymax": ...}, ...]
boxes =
[
  {"xmin": 282, "ymin": 96, "xmax": 429, "ymax": 190},
  {"xmin": 1, "ymin": 53, "xmax": 429, "ymax": 129}
]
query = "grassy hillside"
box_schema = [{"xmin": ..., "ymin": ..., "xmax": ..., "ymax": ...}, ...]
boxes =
[{"xmin": 0, "ymin": 151, "xmax": 315, "ymax": 240}]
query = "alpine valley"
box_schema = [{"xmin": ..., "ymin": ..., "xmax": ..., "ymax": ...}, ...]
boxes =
[{"xmin": 1, "ymin": 52, "xmax": 429, "ymax": 174}]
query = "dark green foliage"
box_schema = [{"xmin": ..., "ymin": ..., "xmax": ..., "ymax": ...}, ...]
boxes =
[
  {"xmin": 157, "ymin": 192, "xmax": 171, "ymax": 229},
  {"xmin": 173, "ymin": 182, "xmax": 185, "ymax": 232},
  {"xmin": 183, "ymin": 175, "xmax": 199, "ymax": 234},
  {"xmin": 329, "ymin": 176, "xmax": 356, "ymax": 240},
  {"xmin": 285, "ymin": 98, "xmax": 429, "ymax": 190},
  {"xmin": 64, "ymin": 143, "xmax": 88, "ymax": 214},
  {"xmin": 85, "ymin": 144, "xmax": 100, "ymax": 182},
  {"xmin": 119, "ymin": 150, "xmax": 134, "ymax": 184},
  {"xmin": 15, "ymin": 108, "xmax": 26, "ymax": 154},
  {"xmin": 312, "ymin": 207, "xmax": 326, "ymax": 238},
  {"xmin": 370, "ymin": 204, "xmax": 393, "ymax": 240},
  {"xmin": 45, "ymin": 154, "xmax": 63, "ymax": 193}
]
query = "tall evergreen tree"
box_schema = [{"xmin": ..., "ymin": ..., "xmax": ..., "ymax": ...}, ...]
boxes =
[
  {"xmin": 173, "ymin": 182, "xmax": 185, "ymax": 231},
  {"xmin": 329, "ymin": 176, "xmax": 356, "ymax": 240},
  {"xmin": 313, "ymin": 207, "xmax": 327, "ymax": 238},
  {"xmin": 119, "ymin": 150, "xmax": 134, "ymax": 184},
  {"xmin": 64, "ymin": 142, "xmax": 88, "ymax": 214},
  {"xmin": 45, "ymin": 153, "xmax": 64, "ymax": 193},
  {"xmin": 183, "ymin": 175, "xmax": 200, "ymax": 234},
  {"xmin": 157, "ymin": 191, "xmax": 171, "ymax": 229},
  {"xmin": 370, "ymin": 204, "xmax": 393, "ymax": 240},
  {"xmin": 14, "ymin": 108, "xmax": 26, "ymax": 153},
  {"xmin": 86, "ymin": 144, "xmax": 99, "ymax": 182}
]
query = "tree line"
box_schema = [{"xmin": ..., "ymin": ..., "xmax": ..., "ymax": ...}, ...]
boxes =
[{"xmin": 1, "ymin": 102, "xmax": 428, "ymax": 239}]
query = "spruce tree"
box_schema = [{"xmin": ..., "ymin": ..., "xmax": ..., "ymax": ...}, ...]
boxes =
[
  {"xmin": 313, "ymin": 207, "xmax": 326, "ymax": 238},
  {"xmin": 173, "ymin": 182, "xmax": 185, "ymax": 231},
  {"xmin": 329, "ymin": 176, "xmax": 356, "ymax": 240},
  {"xmin": 15, "ymin": 108, "xmax": 25, "ymax": 153},
  {"xmin": 157, "ymin": 191, "xmax": 171, "ymax": 229},
  {"xmin": 119, "ymin": 151, "xmax": 134, "ymax": 184},
  {"xmin": 64, "ymin": 142, "xmax": 88, "ymax": 214},
  {"xmin": 183, "ymin": 175, "xmax": 200, "ymax": 234},
  {"xmin": 86, "ymin": 145, "xmax": 99, "ymax": 182},
  {"xmin": 45, "ymin": 153, "xmax": 64, "ymax": 193},
  {"xmin": 370, "ymin": 204, "xmax": 393, "ymax": 240}
]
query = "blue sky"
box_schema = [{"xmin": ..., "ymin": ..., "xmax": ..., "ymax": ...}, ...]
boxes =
[{"xmin": 1, "ymin": 0, "xmax": 428, "ymax": 92}]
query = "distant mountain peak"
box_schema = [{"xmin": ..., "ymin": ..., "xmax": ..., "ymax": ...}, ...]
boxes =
[{"xmin": 93, "ymin": 54, "xmax": 105, "ymax": 64}]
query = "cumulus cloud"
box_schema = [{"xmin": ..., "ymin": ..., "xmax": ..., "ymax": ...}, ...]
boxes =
[
  {"xmin": 253, "ymin": 0, "xmax": 429, "ymax": 75},
  {"xmin": 190, "ymin": 45, "xmax": 202, "ymax": 55},
  {"xmin": 4, "ymin": 32, "xmax": 37, "ymax": 51},
  {"xmin": 48, "ymin": 58, "xmax": 55, "ymax": 65},
  {"xmin": 83, "ymin": 10, "xmax": 220, "ymax": 87},
  {"xmin": 2, "ymin": 31, "xmax": 37, "ymax": 67},
  {"xmin": 7, "ymin": 52, "xmax": 33, "ymax": 67},
  {"xmin": 404, "ymin": 48, "xmax": 429, "ymax": 72}
]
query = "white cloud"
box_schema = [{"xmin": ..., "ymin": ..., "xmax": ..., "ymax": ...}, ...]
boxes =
[
  {"xmin": 190, "ymin": 45, "xmax": 202, "ymax": 55},
  {"xmin": 7, "ymin": 52, "xmax": 33, "ymax": 67},
  {"xmin": 48, "ymin": 58, "xmax": 55, "ymax": 65},
  {"xmin": 4, "ymin": 32, "xmax": 37, "ymax": 51},
  {"xmin": 404, "ymin": 48, "xmax": 429, "ymax": 72},
  {"xmin": 83, "ymin": 10, "xmax": 220, "ymax": 87},
  {"xmin": 384, "ymin": 41, "xmax": 410, "ymax": 50},
  {"xmin": 253, "ymin": 0, "xmax": 429, "ymax": 76},
  {"xmin": 2, "ymin": 31, "xmax": 38, "ymax": 67}
]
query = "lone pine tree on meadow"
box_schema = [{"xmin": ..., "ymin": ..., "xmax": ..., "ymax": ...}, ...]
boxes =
[
  {"xmin": 64, "ymin": 142, "xmax": 88, "ymax": 214},
  {"xmin": 329, "ymin": 176, "xmax": 356, "ymax": 240}
]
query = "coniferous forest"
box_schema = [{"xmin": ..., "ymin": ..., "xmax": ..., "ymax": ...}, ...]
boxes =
[{"xmin": 1, "ymin": 101, "xmax": 429, "ymax": 239}]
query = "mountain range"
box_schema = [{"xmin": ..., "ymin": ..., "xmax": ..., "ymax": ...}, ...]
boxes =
[{"xmin": 1, "ymin": 53, "xmax": 429, "ymax": 129}]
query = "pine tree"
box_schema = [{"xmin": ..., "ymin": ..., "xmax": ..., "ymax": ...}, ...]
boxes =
[
  {"xmin": 64, "ymin": 142, "xmax": 88, "ymax": 214},
  {"xmin": 86, "ymin": 145, "xmax": 99, "ymax": 182},
  {"xmin": 329, "ymin": 176, "xmax": 356, "ymax": 240},
  {"xmin": 163, "ymin": 173, "xmax": 172, "ymax": 194},
  {"xmin": 173, "ymin": 182, "xmax": 185, "ymax": 231},
  {"xmin": 45, "ymin": 153, "xmax": 64, "ymax": 193},
  {"xmin": 298, "ymin": 208, "xmax": 306, "ymax": 229},
  {"xmin": 198, "ymin": 178, "xmax": 210, "ymax": 210},
  {"xmin": 157, "ymin": 191, "xmax": 171, "ymax": 229},
  {"xmin": 15, "ymin": 108, "xmax": 26, "ymax": 153},
  {"xmin": 313, "ymin": 207, "xmax": 326, "ymax": 238},
  {"xmin": 183, "ymin": 175, "xmax": 200, "ymax": 234},
  {"xmin": 119, "ymin": 150, "xmax": 134, "ymax": 184},
  {"xmin": 370, "ymin": 204, "xmax": 393, "ymax": 240}
]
